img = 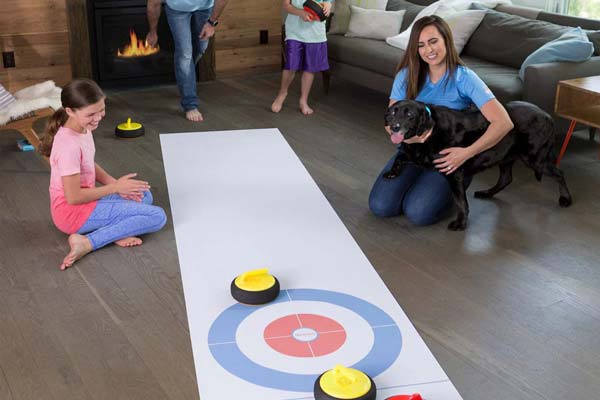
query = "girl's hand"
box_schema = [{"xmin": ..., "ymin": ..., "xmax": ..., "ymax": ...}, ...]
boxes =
[
  {"xmin": 322, "ymin": 2, "xmax": 332, "ymax": 16},
  {"xmin": 434, "ymin": 147, "xmax": 473, "ymax": 175},
  {"xmin": 120, "ymin": 193, "xmax": 144, "ymax": 202},
  {"xmin": 114, "ymin": 173, "xmax": 150, "ymax": 196},
  {"xmin": 301, "ymin": 10, "xmax": 313, "ymax": 22}
]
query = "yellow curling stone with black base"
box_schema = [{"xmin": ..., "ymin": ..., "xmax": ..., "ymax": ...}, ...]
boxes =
[
  {"xmin": 115, "ymin": 118, "xmax": 145, "ymax": 138},
  {"xmin": 314, "ymin": 365, "xmax": 376, "ymax": 400},
  {"xmin": 230, "ymin": 268, "xmax": 280, "ymax": 305}
]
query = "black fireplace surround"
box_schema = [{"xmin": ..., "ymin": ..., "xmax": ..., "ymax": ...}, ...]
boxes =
[{"xmin": 88, "ymin": 0, "xmax": 176, "ymax": 86}]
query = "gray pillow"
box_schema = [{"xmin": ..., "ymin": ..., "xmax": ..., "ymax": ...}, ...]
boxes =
[
  {"xmin": 587, "ymin": 31, "xmax": 600, "ymax": 56},
  {"xmin": 385, "ymin": 0, "xmax": 425, "ymax": 32},
  {"xmin": 464, "ymin": 4, "xmax": 570, "ymax": 69}
]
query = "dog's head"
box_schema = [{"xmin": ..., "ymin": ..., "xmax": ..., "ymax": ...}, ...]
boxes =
[{"xmin": 385, "ymin": 100, "xmax": 434, "ymax": 144}]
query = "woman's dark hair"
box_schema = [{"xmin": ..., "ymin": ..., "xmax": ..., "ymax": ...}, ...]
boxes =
[
  {"xmin": 38, "ymin": 78, "xmax": 105, "ymax": 157},
  {"xmin": 396, "ymin": 15, "xmax": 465, "ymax": 100}
]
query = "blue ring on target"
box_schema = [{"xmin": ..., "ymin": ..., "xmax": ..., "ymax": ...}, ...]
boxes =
[{"xmin": 208, "ymin": 288, "xmax": 402, "ymax": 392}]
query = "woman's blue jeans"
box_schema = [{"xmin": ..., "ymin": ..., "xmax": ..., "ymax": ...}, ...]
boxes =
[
  {"xmin": 165, "ymin": 5, "xmax": 211, "ymax": 112},
  {"xmin": 369, "ymin": 148, "xmax": 456, "ymax": 226}
]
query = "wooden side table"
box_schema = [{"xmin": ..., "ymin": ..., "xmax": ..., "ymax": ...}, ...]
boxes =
[{"xmin": 555, "ymin": 75, "xmax": 600, "ymax": 166}]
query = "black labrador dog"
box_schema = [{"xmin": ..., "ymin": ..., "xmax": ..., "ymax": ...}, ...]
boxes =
[{"xmin": 384, "ymin": 100, "xmax": 572, "ymax": 231}]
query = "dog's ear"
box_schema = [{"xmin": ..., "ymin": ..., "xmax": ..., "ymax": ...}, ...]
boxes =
[{"xmin": 417, "ymin": 105, "xmax": 434, "ymax": 133}]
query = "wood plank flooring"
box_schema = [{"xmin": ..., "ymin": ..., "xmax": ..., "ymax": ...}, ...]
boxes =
[{"xmin": 1, "ymin": 73, "xmax": 599, "ymax": 400}]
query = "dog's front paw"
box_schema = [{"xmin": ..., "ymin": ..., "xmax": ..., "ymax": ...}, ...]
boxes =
[
  {"xmin": 383, "ymin": 171, "xmax": 399, "ymax": 180},
  {"xmin": 559, "ymin": 196, "xmax": 572, "ymax": 207},
  {"xmin": 447, "ymin": 219, "xmax": 467, "ymax": 231}
]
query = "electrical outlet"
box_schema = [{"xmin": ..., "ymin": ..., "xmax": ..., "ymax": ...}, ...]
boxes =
[
  {"xmin": 2, "ymin": 51, "xmax": 15, "ymax": 68},
  {"xmin": 259, "ymin": 30, "xmax": 269, "ymax": 45}
]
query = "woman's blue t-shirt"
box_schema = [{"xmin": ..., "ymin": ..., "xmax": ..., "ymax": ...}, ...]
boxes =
[{"xmin": 390, "ymin": 65, "xmax": 495, "ymax": 110}]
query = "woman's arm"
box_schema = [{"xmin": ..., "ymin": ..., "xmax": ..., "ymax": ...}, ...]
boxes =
[
  {"xmin": 435, "ymin": 100, "xmax": 514, "ymax": 175},
  {"xmin": 62, "ymin": 173, "xmax": 150, "ymax": 205}
]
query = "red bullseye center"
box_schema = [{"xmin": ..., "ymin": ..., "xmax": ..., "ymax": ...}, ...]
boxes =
[{"xmin": 263, "ymin": 314, "xmax": 346, "ymax": 357}]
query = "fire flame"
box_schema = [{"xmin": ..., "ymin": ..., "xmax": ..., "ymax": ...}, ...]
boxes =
[{"xmin": 117, "ymin": 29, "xmax": 159, "ymax": 57}]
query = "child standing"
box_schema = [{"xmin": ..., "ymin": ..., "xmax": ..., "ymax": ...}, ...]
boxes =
[
  {"xmin": 39, "ymin": 79, "xmax": 167, "ymax": 270},
  {"xmin": 271, "ymin": 0, "xmax": 332, "ymax": 115}
]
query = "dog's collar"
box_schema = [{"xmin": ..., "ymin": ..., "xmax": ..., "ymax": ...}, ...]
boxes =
[{"xmin": 425, "ymin": 105, "xmax": 432, "ymax": 116}]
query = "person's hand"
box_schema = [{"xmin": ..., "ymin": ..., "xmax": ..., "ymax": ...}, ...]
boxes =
[
  {"xmin": 120, "ymin": 193, "xmax": 144, "ymax": 202},
  {"xmin": 146, "ymin": 30, "xmax": 158, "ymax": 47},
  {"xmin": 403, "ymin": 128, "xmax": 432, "ymax": 144},
  {"xmin": 434, "ymin": 147, "xmax": 472, "ymax": 175},
  {"xmin": 322, "ymin": 2, "xmax": 332, "ymax": 16},
  {"xmin": 199, "ymin": 23, "xmax": 215, "ymax": 40},
  {"xmin": 301, "ymin": 10, "xmax": 313, "ymax": 22},
  {"xmin": 114, "ymin": 173, "xmax": 150, "ymax": 197}
]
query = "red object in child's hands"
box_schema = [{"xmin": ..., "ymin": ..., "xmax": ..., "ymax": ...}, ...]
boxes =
[
  {"xmin": 385, "ymin": 394, "xmax": 424, "ymax": 400},
  {"xmin": 303, "ymin": 0, "xmax": 326, "ymax": 22}
]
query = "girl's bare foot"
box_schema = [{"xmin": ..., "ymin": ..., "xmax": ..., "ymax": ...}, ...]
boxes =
[
  {"xmin": 185, "ymin": 109, "xmax": 203, "ymax": 122},
  {"xmin": 299, "ymin": 102, "xmax": 314, "ymax": 115},
  {"xmin": 115, "ymin": 237, "xmax": 143, "ymax": 247},
  {"xmin": 271, "ymin": 93, "xmax": 288, "ymax": 113},
  {"xmin": 60, "ymin": 234, "xmax": 92, "ymax": 271}
]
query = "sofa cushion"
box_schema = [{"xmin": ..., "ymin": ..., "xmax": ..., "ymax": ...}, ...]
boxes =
[
  {"xmin": 464, "ymin": 4, "xmax": 570, "ymax": 69},
  {"xmin": 461, "ymin": 56, "xmax": 523, "ymax": 103},
  {"xmin": 385, "ymin": 0, "xmax": 426, "ymax": 32},
  {"xmin": 327, "ymin": 34, "xmax": 404, "ymax": 77}
]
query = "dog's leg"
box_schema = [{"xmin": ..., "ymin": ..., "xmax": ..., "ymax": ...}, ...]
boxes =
[
  {"xmin": 474, "ymin": 159, "xmax": 514, "ymax": 199},
  {"xmin": 383, "ymin": 154, "xmax": 405, "ymax": 180},
  {"xmin": 542, "ymin": 163, "xmax": 572, "ymax": 207},
  {"xmin": 447, "ymin": 172, "xmax": 469, "ymax": 231}
]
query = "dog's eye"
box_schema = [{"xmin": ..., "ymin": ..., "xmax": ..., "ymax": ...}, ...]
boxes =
[{"xmin": 406, "ymin": 111, "xmax": 413, "ymax": 118}]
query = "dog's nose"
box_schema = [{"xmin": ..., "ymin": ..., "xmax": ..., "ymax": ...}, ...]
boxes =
[{"xmin": 392, "ymin": 124, "xmax": 401, "ymax": 132}]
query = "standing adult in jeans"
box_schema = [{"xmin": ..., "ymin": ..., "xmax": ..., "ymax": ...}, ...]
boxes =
[
  {"xmin": 369, "ymin": 15, "xmax": 513, "ymax": 226},
  {"xmin": 147, "ymin": 0, "xmax": 229, "ymax": 122}
]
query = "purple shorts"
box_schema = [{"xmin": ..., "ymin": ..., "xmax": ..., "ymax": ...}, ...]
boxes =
[{"xmin": 284, "ymin": 39, "xmax": 329, "ymax": 73}]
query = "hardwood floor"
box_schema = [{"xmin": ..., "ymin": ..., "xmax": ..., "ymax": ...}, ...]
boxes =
[{"xmin": 1, "ymin": 73, "xmax": 599, "ymax": 400}]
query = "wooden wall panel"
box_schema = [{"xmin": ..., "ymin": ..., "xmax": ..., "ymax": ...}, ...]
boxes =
[
  {"xmin": 216, "ymin": 0, "xmax": 282, "ymax": 76},
  {"xmin": 0, "ymin": 0, "xmax": 71, "ymax": 91}
]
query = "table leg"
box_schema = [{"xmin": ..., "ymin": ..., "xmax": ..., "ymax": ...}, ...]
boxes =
[{"xmin": 556, "ymin": 119, "xmax": 577, "ymax": 166}]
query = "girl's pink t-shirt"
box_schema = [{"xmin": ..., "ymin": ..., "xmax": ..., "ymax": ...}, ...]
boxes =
[{"xmin": 49, "ymin": 127, "xmax": 98, "ymax": 234}]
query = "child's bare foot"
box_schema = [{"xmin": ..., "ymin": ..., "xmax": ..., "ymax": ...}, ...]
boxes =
[
  {"xmin": 60, "ymin": 234, "xmax": 92, "ymax": 271},
  {"xmin": 299, "ymin": 102, "xmax": 314, "ymax": 115},
  {"xmin": 115, "ymin": 237, "xmax": 143, "ymax": 247},
  {"xmin": 271, "ymin": 93, "xmax": 287, "ymax": 113},
  {"xmin": 185, "ymin": 109, "xmax": 203, "ymax": 122}
]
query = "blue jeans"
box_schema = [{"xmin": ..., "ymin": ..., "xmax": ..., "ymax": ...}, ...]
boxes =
[
  {"xmin": 78, "ymin": 191, "xmax": 167, "ymax": 250},
  {"xmin": 165, "ymin": 5, "xmax": 212, "ymax": 112},
  {"xmin": 369, "ymin": 149, "xmax": 454, "ymax": 226}
]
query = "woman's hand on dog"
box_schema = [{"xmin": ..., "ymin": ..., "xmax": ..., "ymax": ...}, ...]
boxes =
[{"xmin": 434, "ymin": 147, "xmax": 473, "ymax": 175}]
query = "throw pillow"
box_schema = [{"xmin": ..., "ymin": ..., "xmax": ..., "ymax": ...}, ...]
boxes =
[
  {"xmin": 385, "ymin": 0, "xmax": 426, "ymax": 32},
  {"xmin": 519, "ymin": 27, "xmax": 594, "ymax": 80},
  {"xmin": 0, "ymin": 84, "xmax": 16, "ymax": 112},
  {"xmin": 385, "ymin": 2, "xmax": 455, "ymax": 49},
  {"xmin": 329, "ymin": 0, "xmax": 388, "ymax": 35},
  {"xmin": 444, "ymin": 10, "xmax": 486, "ymax": 54},
  {"xmin": 346, "ymin": 6, "xmax": 406, "ymax": 40}
]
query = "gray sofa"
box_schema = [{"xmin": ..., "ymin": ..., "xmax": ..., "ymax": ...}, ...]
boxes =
[{"xmin": 327, "ymin": 0, "xmax": 600, "ymax": 131}]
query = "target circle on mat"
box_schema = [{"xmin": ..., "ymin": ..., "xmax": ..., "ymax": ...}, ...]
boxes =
[{"xmin": 208, "ymin": 288, "xmax": 402, "ymax": 392}]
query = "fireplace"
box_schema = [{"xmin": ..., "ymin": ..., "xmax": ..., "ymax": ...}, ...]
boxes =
[{"xmin": 88, "ymin": 0, "xmax": 176, "ymax": 86}]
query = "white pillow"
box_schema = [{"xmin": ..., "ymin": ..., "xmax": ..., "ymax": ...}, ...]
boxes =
[
  {"xmin": 346, "ymin": 7, "xmax": 406, "ymax": 40},
  {"xmin": 385, "ymin": 3, "xmax": 455, "ymax": 49},
  {"xmin": 445, "ymin": 10, "xmax": 486, "ymax": 53},
  {"xmin": 386, "ymin": 9, "xmax": 485, "ymax": 54},
  {"xmin": 329, "ymin": 0, "xmax": 388, "ymax": 35}
]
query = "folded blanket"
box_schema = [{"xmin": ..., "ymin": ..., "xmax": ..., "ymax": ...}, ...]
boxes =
[{"xmin": 0, "ymin": 81, "xmax": 62, "ymax": 126}]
